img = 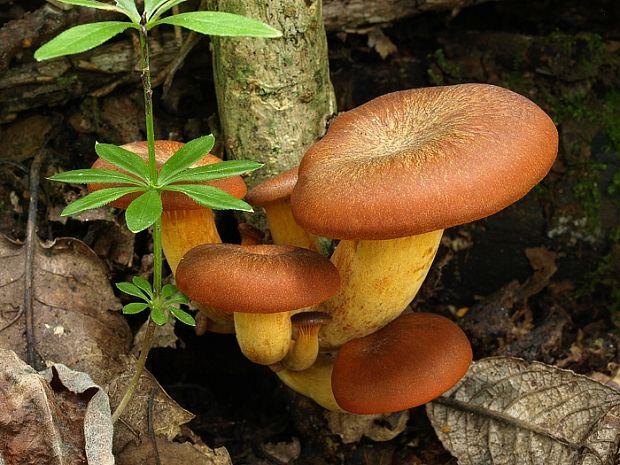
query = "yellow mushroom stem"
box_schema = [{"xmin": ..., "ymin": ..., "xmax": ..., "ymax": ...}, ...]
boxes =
[
  {"xmin": 234, "ymin": 311, "xmax": 292, "ymax": 365},
  {"xmin": 162, "ymin": 209, "xmax": 221, "ymax": 274},
  {"xmin": 319, "ymin": 229, "xmax": 444, "ymax": 349},
  {"xmin": 264, "ymin": 199, "xmax": 319, "ymax": 252},
  {"xmin": 275, "ymin": 355, "xmax": 342, "ymax": 411}
]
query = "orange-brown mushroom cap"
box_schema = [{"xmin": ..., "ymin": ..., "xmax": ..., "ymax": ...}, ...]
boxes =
[
  {"xmin": 245, "ymin": 166, "xmax": 299, "ymax": 207},
  {"xmin": 331, "ymin": 312, "xmax": 472, "ymax": 414},
  {"xmin": 175, "ymin": 244, "xmax": 340, "ymax": 313},
  {"xmin": 89, "ymin": 140, "xmax": 247, "ymax": 210},
  {"xmin": 291, "ymin": 83, "xmax": 558, "ymax": 240}
]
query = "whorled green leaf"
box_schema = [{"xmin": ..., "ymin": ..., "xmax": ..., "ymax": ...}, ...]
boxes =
[
  {"xmin": 162, "ymin": 160, "xmax": 262, "ymax": 185},
  {"xmin": 61, "ymin": 187, "xmax": 143, "ymax": 216},
  {"xmin": 169, "ymin": 307, "xmax": 196, "ymax": 326},
  {"xmin": 95, "ymin": 143, "xmax": 150, "ymax": 182},
  {"xmin": 164, "ymin": 294, "xmax": 190, "ymax": 306},
  {"xmin": 123, "ymin": 302, "xmax": 149, "ymax": 315},
  {"xmin": 152, "ymin": 11, "xmax": 282, "ymax": 38},
  {"xmin": 48, "ymin": 168, "xmax": 147, "ymax": 187},
  {"xmin": 132, "ymin": 276, "xmax": 153, "ymax": 298},
  {"xmin": 157, "ymin": 135, "xmax": 215, "ymax": 186},
  {"xmin": 163, "ymin": 184, "xmax": 253, "ymax": 211},
  {"xmin": 125, "ymin": 190, "xmax": 163, "ymax": 233},
  {"xmin": 116, "ymin": 282, "xmax": 150, "ymax": 301},
  {"xmin": 34, "ymin": 22, "xmax": 136, "ymax": 61},
  {"xmin": 115, "ymin": 0, "xmax": 140, "ymax": 23},
  {"xmin": 147, "ymin": 0, "xmax": 190, "ymax": 22},
  {"xmin": 161, "ymin": 283, "xmax": 178, "ymax": 299},
  {"xmin": 53, "ymin": 0, "xmax": 123, "ymax": 13},
  {"xmin": 150, "ymin": 306, "xmax": 168, "ymax": 325},
  {"xmin": 144, "ymin": 0, "xmax": 170, "ymax": 20}
]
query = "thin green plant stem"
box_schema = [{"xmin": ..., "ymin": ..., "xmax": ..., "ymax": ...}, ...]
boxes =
[
  {"xmin": 111, "ymin": 318, "xmax": 157, "ymax": 423},
  {"xmin": 112, "ymin": 17, "xmax": 164, "ymax": 424}
]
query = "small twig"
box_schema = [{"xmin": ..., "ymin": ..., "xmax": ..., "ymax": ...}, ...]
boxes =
[
  {"xmin": 24, "ymin": 150, "xmax": 46, "ymax": 370},
  {"xmin": 147, "ymin": 388, "xmax": 162, "ymax": 465}
]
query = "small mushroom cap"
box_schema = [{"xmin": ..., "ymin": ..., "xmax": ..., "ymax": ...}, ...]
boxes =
[
  {"xmin": 175, "ymin": 244, "xmax": 340, "ymax": 314},
  {"xmin": 245, "ymin": 166, "xmax": 298, "ymax": 206},
  {"xmin": 89, "ymin": 140, "xmax": 247, "ymax": 210},
  {"xmin": 291, "ymin": 311, "xmax": 332, "ymax": 327},
  {"xmin": 291, "ymin": 83, "xmax": 558, "ymax": 240},
  {"xmin": 331, "ymin": 312, "xmax": 472, "ymax": 414}
]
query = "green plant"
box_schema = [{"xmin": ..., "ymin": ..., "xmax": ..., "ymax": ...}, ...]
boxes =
[{"xmin": 35, "ymin": 0, "xmax": 281, "ymax": 422}]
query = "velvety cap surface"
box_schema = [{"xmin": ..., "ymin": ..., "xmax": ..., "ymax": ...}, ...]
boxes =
[
  {"xmin": 331, "ymin": 312, "xmax": 472, "ymax": 414},
  {"xmin": 291, "ymin": 84, "xmax": 559, "ymax": 239},
  {"xmin": 245, "ymin": 166, "xmax": 299, "ymax": 206},
  {"xmin": 175, "ymin": 244, "xmax": 340, "ymax": 313},
  {"xmin": 89, "ymin": 140, "xmax": 247, "ymax": 210}
]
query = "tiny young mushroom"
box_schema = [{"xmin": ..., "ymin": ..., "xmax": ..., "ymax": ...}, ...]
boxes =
[
  {"xmin": 291, "ymin": 83, "xmax": 559, "ymax": 349},
  {"xmin": 175, "ymin": 243, "xmax": 340, "ymax": 365},
  {"xmin": 276, "ymin": 312, "xmax": 471, "ymax": 414},
  {"xmin": 281, "ymin": 311, "xmax": 332, "ymax": 371},
  {"xmin": 89, "ymin": 140, "xmax": 247, "ymax": 273},
  {"xmin": 245, "ymin": 166, "xmax": 319, "ymax": 251}
]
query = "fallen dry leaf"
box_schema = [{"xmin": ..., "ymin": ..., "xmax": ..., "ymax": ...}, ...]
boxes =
[
  {"xmin": 426, "ymin": 357, "xmax": 620, "ymax": 464},
  {"xmin": 108, "ymin": 355, "xmax": 195, "ymax": 454},
  {"xmin": 326, "ymin": 410, "xmax": 409, "ymax": 444},
  {"xmin": 116, "ymin": 435, "xmax": 231, "ymax": 465},
  {"xmin": 0, "ymin": 236, "xmax": 132, "ymax": 385},
  {"xmin": 0, "ymin": 348, "xmax": 114, "ymax": 465}
]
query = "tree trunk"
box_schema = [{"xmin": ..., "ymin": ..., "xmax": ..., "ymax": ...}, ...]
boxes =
[{"xmin": 207, "ymin": 0, "xmax": 336, "ymax": 195}]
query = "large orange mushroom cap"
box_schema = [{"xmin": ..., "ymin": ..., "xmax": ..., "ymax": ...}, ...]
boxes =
[
  {"xmin": 175, "ymin": 243, "xmax": 340, "ymax": 314},
  {"xmin": 245, "ymin": 166, "xmax": 299, "ymax": 207},
  {"xmin": 331, "ymin": 312, "xmax": 472, "ymax": 414},
  {"xmin": 89, "ymin": 140, "xmax": 247, "ymax": 210},
  {"xmin": 291, "ymin": 83, "xmax": 558, "ymax": 240}
]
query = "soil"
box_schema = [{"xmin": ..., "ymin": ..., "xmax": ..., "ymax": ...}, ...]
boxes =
[{"xmin": 1, "ymin": 0, "xmax": 619, "ymax": 463}]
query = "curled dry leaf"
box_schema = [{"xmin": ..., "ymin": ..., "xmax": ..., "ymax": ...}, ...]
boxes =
[
  {"xmin": 426, "ymin": 357, "xmax": 620, "ymax": 465},
  {"xmin": 117, "ymin": 435, "xmax": 232, "ymax": 465},
  {"xmin": 0, "ymin": 349, "xmax": 113, "ymax": 465},
  {"xmin": 0, "ymin": 236, "xmax": 132, "ymax": 385}
]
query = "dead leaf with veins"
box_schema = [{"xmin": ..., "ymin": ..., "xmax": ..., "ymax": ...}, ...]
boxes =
[
  {"xmin": 427, "ymin": 357, "xmax": 620, "ymax": 465},
  {"xmin": 0, "ymin": 235, "xmax": 132, "ymax": 385},
  {"xmin": 0, "ymin": 349, "xmax": 114, "ymax": 465}
]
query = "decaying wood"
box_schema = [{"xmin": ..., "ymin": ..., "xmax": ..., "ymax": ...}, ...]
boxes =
[
  {"xmin": 0, "ymin": 34, "xmax": 180, "ymax": 121},
  {"xmin": 0, "ymin": 0, "xmax": 505, "ymax": 121},
  {"xmin": 322, "ymin": 0, "xmax": 502, "ymax": 31}
]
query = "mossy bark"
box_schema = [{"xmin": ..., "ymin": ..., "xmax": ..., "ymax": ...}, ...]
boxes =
[{"xmin": 208, "ymin": 0, "xmax": 336, "ymax": 196}]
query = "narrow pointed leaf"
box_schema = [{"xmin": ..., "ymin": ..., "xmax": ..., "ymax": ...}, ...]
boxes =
[
  {"xmin": 48, "ymin": 168, "xmax": 147, "ymax": 186},
  {"xmin": 163, "ymin": 184, "xmax": 253, "ymax": 211},
  {"xmin": 132, "ymin": 276, "xmax": 153, "ymax": 298},
  {"xmin": 161, "ymin": 160, "xmax": 262, "ymax": 185},
  {"xmin": 152, "ymin": 12, "xmax": 282, "ymax": 38},
  {"xmin": 157, "ymin": 135, "xmax": 215, "ymax": 185},
  {"xmin": 34, "ymin": 22, "xmax": 135, "ymax": 61},
  {"xmin": 61, "ymin": 187, "xmax": 143, "ymax": 216},
  {"xmin": 123, "ymin": 302, "xmax": 149, "ymax": 314},
  {"xmin": 95, "ymin": 143, "xmax": 150, "ymax": 182},
  {"xmin": 148, "ymin": 0, "xmax": 190, "ymax": 22},
  {"xmin": 125, "ymin": 190, "xmax": 163, "ymax": 233},
  {"xmin": 144, "ymin": 0, "xmax": 169, "ymax": 19},
  {"xmin": 116, "ymin": 282, "xmax": 149, "ymax": 300},
  {"xmin": 165, "ymin": 295, "xmax": 190, "ymax": 305},
  {"xmin": 169, "ymin": 307, "xmax": 196, "ymax": 326},
  {"xmin": 150, "ymin": 307, "xmax": 168, "ymax": 325},
  {"xmin": 54, "ymin": 0, "xmax": 123, "ymax": 12},
  {"xmin": 115, "ymin": 0, "xmax": 140, "ymax": 23}
]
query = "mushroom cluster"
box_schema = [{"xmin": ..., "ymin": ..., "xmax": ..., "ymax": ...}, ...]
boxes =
[{"xmin": 102, "ymin": 83, "xmax": 559, "ymax": 415}]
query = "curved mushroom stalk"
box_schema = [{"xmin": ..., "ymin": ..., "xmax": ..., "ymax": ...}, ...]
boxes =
[
  {"xmin": 320, "ymin": 229, "xmax": 443, "ymax": 349},
  {"xmin": 275, "ymin": 355, "xmax": 342, "ymax": 412},
  {"xmin": 162, "ymin": 209, "xmax": 221, "ymax": 273},
  {"xmin": 234, "ymin": 311, "xmax": 292, "ymax": 365},
  {"xmin": 263, "ymin": 199, "xmax": 319, "ymax": 251},
  {"xmin": 246, "ymin": 167, "xmax": 319, "ymax": 251}
]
